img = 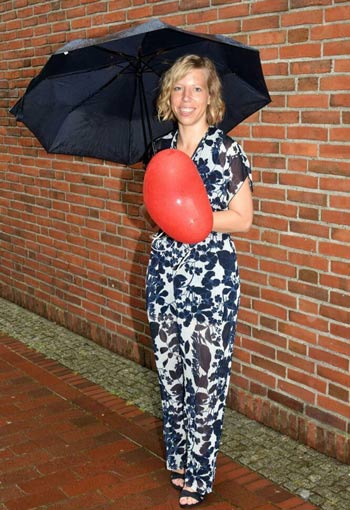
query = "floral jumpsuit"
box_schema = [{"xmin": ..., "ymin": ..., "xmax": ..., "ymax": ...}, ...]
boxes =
[{"xmin": 146, "ymin": 126, "xmax": 252, "ymax": 496}]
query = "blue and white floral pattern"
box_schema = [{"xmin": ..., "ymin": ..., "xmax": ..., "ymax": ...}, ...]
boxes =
[{"xmin": 146, "ymin": 126, "xmax": 252, "ymax": 496}]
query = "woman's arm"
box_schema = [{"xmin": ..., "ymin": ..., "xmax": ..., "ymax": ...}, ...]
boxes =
[{"xmin": 212, "ymin": 178, "xmax": 253, "ymax": 233}]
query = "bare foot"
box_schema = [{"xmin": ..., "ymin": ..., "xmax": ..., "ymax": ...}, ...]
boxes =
[
  {"xmin": 179, "ymin": 486, "xmax": 203, "ymax": 506},
  {"xmin": 171, "ymin": 468, "xmax": 185, "ymax": 489}
]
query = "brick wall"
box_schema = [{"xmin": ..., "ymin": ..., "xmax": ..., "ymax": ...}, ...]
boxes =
[{"xmin": 1, "ymin": 0, "xmax": 349, "ymax": 463}]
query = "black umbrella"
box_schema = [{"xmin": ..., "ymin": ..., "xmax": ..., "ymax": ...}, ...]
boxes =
[{"xmin": 10, "ymin": 19, "xmax": 271, "ymax": 165}]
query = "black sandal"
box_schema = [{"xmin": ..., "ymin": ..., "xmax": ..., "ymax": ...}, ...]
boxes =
[
  {"xmin": 179, "ymin": 489, "xmax": 205, "ymax": 508},
  {"xmin": 170, "ymin": 470, "xmax": 185, "ymax": 491}
]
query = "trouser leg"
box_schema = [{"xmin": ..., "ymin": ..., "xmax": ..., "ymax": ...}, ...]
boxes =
[
  {"xmin": 146, "ymin": 241, "xmax": 190, "ymax": 471},
  {"xmin": 180, "ymin": 318, "xmax": 236, "ymax": 495},
  {"xmin": 149, "ymin": 315, "xmax": 187, "ymax": 471}
]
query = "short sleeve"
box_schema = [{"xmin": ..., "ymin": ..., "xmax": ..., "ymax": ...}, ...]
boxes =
[
  {"xmin": 143, "ymin": 132, "xmax": 173, "ymax": 166},
  {"xmin": 226, "ymin": 140, "xmax": 253, "ymax": 203}
]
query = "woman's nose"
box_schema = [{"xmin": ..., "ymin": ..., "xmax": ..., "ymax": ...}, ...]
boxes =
[{"xmin": 182, "ymin": 88, "xmax": 191, "ymax": 100}]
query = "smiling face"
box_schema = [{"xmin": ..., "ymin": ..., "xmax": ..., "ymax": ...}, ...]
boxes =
[{"xmin": 170, "ymin": 68, "xmax": 210, "ymax": 129}]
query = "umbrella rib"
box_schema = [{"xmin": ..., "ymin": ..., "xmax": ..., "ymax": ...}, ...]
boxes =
[
  {"xmin": 46, "ymin": 55, "xmax": 161, "ymax": 81},
  {"xmin": 45, "ymin": 61, "xmax": 134, "ymax": 80},
  {"xmin": 139, "ymin": 73, "xmax": 155, "ymax": 158},
  {"xmin": 94, "ymin": 46, "xmax": 164, "ymax": 77}
]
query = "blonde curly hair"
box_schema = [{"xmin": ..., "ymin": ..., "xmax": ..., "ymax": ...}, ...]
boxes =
[{"xmin": 156, "ymin": 54, "xmax": 225, "ymax": 125}]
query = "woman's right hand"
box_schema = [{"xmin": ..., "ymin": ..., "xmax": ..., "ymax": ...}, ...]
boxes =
[{"xmin": 140, "ymin": 204, "xmax": 158, "ymax": 230}]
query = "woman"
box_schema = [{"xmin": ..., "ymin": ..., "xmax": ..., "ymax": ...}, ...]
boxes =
[{"xmin": 145, "ymin": 54, "xmax": 253, "ymax": 508}]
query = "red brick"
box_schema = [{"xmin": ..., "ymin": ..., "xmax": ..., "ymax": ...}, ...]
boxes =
[
  {"xmin": 329, "ymin": 384, "xmax": 349, "ymax": 403},
  {"xmin": 252, "ymin": 355, "xmax": 286, "ymax": 378},
  {"xmin": 209, "ymin": 19, "xmax": 242, "ymax": 35},
  {"xmin": 247, "ymin": 7, "xmax": 282, "ymax": 28},
  {"xmin": 309, "ymin": 347, "xmax": 349, "ymax": 371},
  {"xmin": 179, "ymin": 0, "xmax": 210, "ymax": 9},
  {"xmin": 5, "ymin": 488, "xmax": 66, "ymax": 510},
  {"xmin": 291, "ymin": 59, "xmax": 332, "ymax": 75},
  {"xmin": 278, "ymin": 380, "xmax": 316, "ymax": 405},
  {"xmin": 282, "ymin": 8, "xmax": 323, "ymax": 26},
  {"xmin": 251, "ymin": 0, "xmax": 288, "ymax": 14},
  {"xmin": 46, "ymin": 492, "xmax": 108, "ymax": 510},
  {"xmin": 18, "ymin": 470, "xmax": 78, "ymax": 494},
  {"xmin": 280, "ymin": 42, "xmax": 321, "ymax": 59},
  {"xmin": 127, "ymin": 5, "xmax": 152, "ymax": 19},
  {"xmin": 317, "ymin": 395, "xmax": 350, "ymax": 419},
  {"xmin": 100, "ymin": 472, "xmax": 160, "ymax": 499},
  {"xmin": 61, "ymin": 473, "xmax": 121, "ymax": 497},
  {"xmin": 288, "ymin": 369, "xmax": 326, "ymax": 394},
  {"xmin": 281, "ymin": 142, "xmax": 318, "ymax": 157},
  {"xmin": 215, "ymin": 478, "xmax": 267, "ymax": 509}
]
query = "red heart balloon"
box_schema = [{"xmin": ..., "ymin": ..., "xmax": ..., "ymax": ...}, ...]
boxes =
[{"xmin": 143, "ymin": 149, "xmax": 213, "ymax": 244}]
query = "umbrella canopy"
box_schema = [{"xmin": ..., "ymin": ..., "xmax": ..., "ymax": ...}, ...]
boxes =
[{"xmin": 10, "ymin": 19, "xmax": 271, "ymax": 165}]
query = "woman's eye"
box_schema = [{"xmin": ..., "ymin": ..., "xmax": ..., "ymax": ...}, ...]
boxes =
[
  {"xmin": 194, "ymin": 87, "xmax": 202, "ymax": 92},
  {"xmin": 173, "ymin": 86, "xmax": 182, "ymax": 91}
]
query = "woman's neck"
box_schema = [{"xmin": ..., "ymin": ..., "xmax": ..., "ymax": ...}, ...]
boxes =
[{"xmin": 177, "ymin": 123, "xmax": 209, "ymax": 158}]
